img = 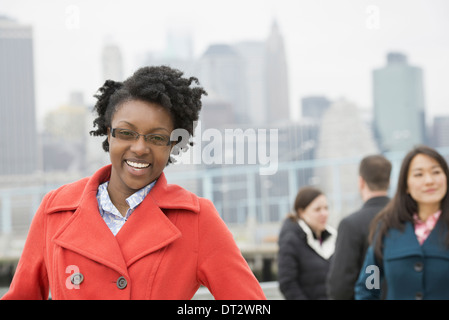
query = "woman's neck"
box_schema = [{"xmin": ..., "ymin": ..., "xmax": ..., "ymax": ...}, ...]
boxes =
[
  {"xmin": 418, "ymin": 203, "xmax": 441, "ymax": 221},
  {"xmin": 107, "ymin": 184, "xmax": 131, "ymax": 217},
  {"xmin": 301, "ymin": 219, "xmax": 322, "ymax": 239}
]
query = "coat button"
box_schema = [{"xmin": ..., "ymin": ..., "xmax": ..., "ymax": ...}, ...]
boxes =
[
  {"xmin": 70, "ymin": 273, "xmax": 84, "ymax": 285},
  {"xmin": 415, "ymin": 292, "xmax": 423, "ymax": 300},
  {"xmin": 116, "ymin": 276, "xmax": 127, "ymax": 290},
  {"xmin": 414, "ymin": 261, "xmax": 423, "ymax": 272}
]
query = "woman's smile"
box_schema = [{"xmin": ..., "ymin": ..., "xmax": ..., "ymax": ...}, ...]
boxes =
[
  {"xmin": 125, "ymin": 159, "xmax": 151, "ymax": 169},
  {"xmin": 107, "ymin": 99, "xmax": 174, "ymax": 196},
  {"xmin": 124, "ymin": 159, "xmax": 152, "ymax": 176}
]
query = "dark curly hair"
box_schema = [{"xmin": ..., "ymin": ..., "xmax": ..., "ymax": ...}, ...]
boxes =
[{"xmin": 90, "ymin": 65, "xmax": 207, "ymax": 165}]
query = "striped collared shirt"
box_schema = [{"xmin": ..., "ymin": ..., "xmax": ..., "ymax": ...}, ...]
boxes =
[
  {"xmin": 413, "ymin": 210, "xmax": 441, "ymax": 245},
  {"xmin": 96, "ymin": 180, "xmax": 156, "ymax": 236}
]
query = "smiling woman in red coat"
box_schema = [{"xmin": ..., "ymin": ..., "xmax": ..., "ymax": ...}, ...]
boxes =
[{"xmin": 1, "ymin": 66, "xmax": 266, "ymax": 300}]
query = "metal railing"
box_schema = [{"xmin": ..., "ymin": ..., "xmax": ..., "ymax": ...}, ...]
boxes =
[{"xmin": 2, "ymin": 147, "xmax": 449, "ymax": 245}]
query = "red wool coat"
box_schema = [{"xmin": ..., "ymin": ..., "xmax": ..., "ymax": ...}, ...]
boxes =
[{"xmin": 2, "ymin": 165, "xmax": 266, "ymax": 300}]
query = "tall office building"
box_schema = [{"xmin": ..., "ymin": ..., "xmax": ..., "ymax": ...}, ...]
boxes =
[
  {"xmin": 301, "ymin": 96, "xmax": 331, "ymax": 121},
  {"xmin": 0, "ymin": 16, "xmax": 39, "ymax": 175},
  {"xmin": 432, "ymin": 116, "xmax": 449, "ymax": 148},
  {"xmin": 165, "ymin": 26, "xmax": 194, "ymax": 61},
  {"xmin": 101, "ymin": 43, "xmax": 123, "ymax": 82},
  {"xmin": 199, "ymin": 93, "xmax": 235, "ymax": 130},
  {"xmin": 373, "ymin": 52, "xmax": 427, "ymax": 153},
  {"xmin": 234, "ymin": 41, "xmax": 267, "ymax": 125},
  {"xmin": 41, "ymin": 94, "xmax": 88, "ymax": 173},
  {"xmin": 315, "ymin": 99, "xmax": 379, "ymax": 227},
  {"xmin": 196, "ymin": 44, "xmax": 246, "ymax": 124},
  {"xmin": 265, "ymin": 20, "xmax": 290, "ymax": 124},
  {"xmin": 144, "ymin": 28, "xmax": 196, "ymax": 80}
]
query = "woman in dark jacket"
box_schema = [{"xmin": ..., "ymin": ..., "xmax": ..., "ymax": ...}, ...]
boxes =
[{"xmin": 278, "ymin": 186, "xmax": 337, "ymax": 300}]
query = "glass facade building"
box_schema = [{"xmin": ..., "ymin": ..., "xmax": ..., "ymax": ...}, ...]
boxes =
[{"xmin": 373, "ymin": 52, "xmax": 427, "ymax": 153}]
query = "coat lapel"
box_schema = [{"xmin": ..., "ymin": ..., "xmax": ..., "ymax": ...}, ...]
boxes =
[
  {"xmin": 115, "ymin": 196, "xmax": 182, "ymax": 267},
  {"xmin": 51, "ymin": 165, "xmax": 129, "ymax": 276},
  {"xmin": 422, "ymin": 218, "xmax": 449, "ymax": 258},
  {"xmin": 384, "ymin": 222, "xmax": 423, "ymax": 259},
  {"xmin": 52, "ymin": 191, "xmax": 129, "ymax": 276},
  {"xmin": 115, "ymin": 172, "xmax": 199, "ymax": 267}
]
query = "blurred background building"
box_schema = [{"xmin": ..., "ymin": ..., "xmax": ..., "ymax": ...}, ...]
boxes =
[
  {"xmin": 41, "ymin": 92, "xmax": 88, "ymax": 173},
  {"xmin": 373, "ymin": 52, "xmax": 427, "ymax": 153},
  {"xmin": 432, "ymin": 116, "xmax": 449, "ymax": 149},
  {"xmin": 0, "ymin": 16, "xmax": 39, "ymax": 175},
  {"xmin": 102, "ymin": 42, "xmax": 124, "ymax": 82},
  {"xmin": 315, "ymin": 99, "xmax": 380, "ymax": 226},
  {"xmin": 301, "ymin": 96, "xmax": 331, "ymax": 121},
  {"xmin": 265, "ymin": 20, "xmax": 290, "ymax": 126},
  {"xmin": 197, "ymin": 44, "xmax": 248, "ymax": 124}
]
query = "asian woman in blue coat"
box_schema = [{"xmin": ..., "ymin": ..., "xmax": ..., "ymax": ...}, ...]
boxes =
[{"xmin": 355, "ymin": 145, "xmax": 449, "ymax": 300}]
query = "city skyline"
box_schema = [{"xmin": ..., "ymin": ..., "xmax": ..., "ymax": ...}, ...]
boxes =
[
  {"xmin": 1, "ymin": 0, "xmax": 449, "ymax": 128},
  {"xmin": 2, "ymin": 2, "xmax": 449, "ymax": 277}
]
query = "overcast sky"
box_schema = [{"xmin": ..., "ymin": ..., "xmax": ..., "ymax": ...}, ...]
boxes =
[{"xmin": 2, "ymin": 0, "xmax": 449, "ymax": 126}]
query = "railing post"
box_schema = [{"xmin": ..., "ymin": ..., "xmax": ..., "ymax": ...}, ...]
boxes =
[
  {"xmin": 245, "ymin": 172, "xmax": 257, "ymax": 243},
  {"xmin": 202, "ymin": 173, "xmax": 213, "ymax": 203},
  {"xmin": 331, "ymin": 162, "xmax": 342, "ymax": 218},
  {"xmin": 288, "ymin": 167, "xmax": 297, "ymax": 210},
  {"xmin": 1, "ymin": 193, "xmax": 12, "ymax": 234}
]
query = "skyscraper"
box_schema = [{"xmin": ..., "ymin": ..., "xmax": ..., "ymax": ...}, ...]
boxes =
[
  {"xmin": 196, "ymin": 44, "xmax": 246, "ymax": 124},
  {"xmin": 165, "ymin": 26, "xmax": 193, "ymax": 61},
  {"xmin": 101, "ymin": 42, "xmax": 123, "ymax": 82},
  {"xmin": 144, "ymin": 28, "xmax": 196, "ymax": 79},
  {"xmin": 315, "ymin": 99, "xmax": 379, "ymax": 226},
  {"xmin": 301, "ymin": 96, "xmax": 331, "ymax": 121},
  {"xmin": 373, "ymin": 52, "xmax": 427, "ymax": 153},
  {"xmin": 432, "ymin": 116, "xmax": 449, "ymax": 148},
  {"xmin": 234, "ymin": 41, "xmax": 267, "ymax": 125},
  {"xmin": 265, "ymin": 20, "xmax": 290, "ymax": 124},
  {"xmin": 0, "ymin": 16, "xmax": 39, "ymax": 175}
]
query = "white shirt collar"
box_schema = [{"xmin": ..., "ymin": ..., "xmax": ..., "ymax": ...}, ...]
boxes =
[{"xmin": 298, "ymin": 219, "xmax": 337, "ymax": 260}]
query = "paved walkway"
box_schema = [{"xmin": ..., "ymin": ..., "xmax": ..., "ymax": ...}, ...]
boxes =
[{"xmin": 0, "ymin": 281, "xmax": 283, "ymax": 300}]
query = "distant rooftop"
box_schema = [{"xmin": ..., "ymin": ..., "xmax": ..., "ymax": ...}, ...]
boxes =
[
  {"xmin": 387, "ymin": 52, "xmax": 408, "ymax": 64},
  {"xmin": 0, "ymin": 14, "xmax": 16, "ymax": 22},
  {"xmin": 203, "ymin": 44, "xmax": 238, "ymax": 56}
]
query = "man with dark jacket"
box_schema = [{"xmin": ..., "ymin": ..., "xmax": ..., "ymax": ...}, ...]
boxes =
[{"xmin": 326, "ymin": 154, "xmax": 392, "ymax": 300}]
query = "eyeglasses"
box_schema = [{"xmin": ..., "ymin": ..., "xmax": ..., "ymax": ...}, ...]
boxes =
[{"xmin": 111, "ymin": 128, "xmax": 171, "ymax": 146}]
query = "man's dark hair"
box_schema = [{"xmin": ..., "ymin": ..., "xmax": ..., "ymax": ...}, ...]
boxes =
[{"xmin": 359, "ymin": 154, "xmax": 392, "ymax": 191}]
